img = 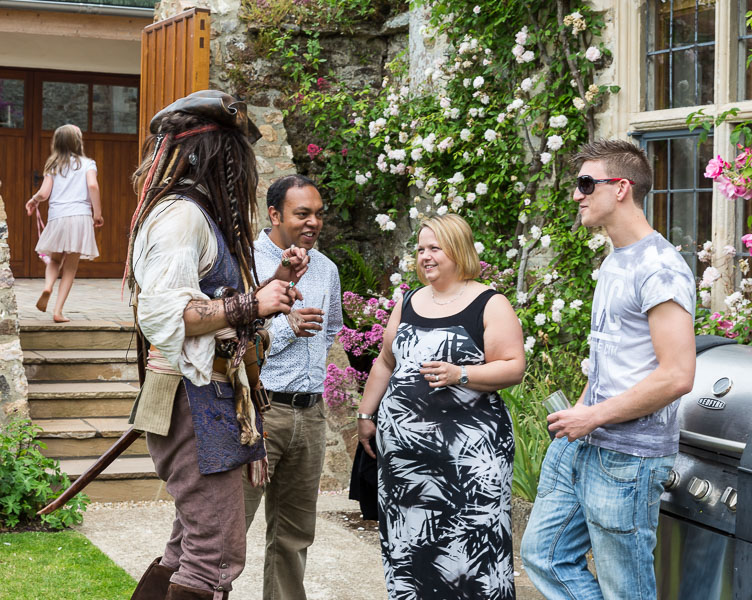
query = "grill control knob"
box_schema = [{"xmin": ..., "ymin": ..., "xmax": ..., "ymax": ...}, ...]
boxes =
[
  {"xmin": 663, "ymin": 469, "xmax": 680, "ymax": 490},
  {"xmin": 721, "ymin": 487, "xmax": 737, "ymax": 512},
  {"xmin": 688, "ymin": 477, "xmax": 712, "ymax": 501}
]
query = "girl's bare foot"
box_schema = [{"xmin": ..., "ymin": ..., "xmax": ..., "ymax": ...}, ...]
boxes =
[
  {"xmin": 53, "ymin": 314, "xmax": 70, "ymax": 323},
  {"xmin": 36, "ymin": 290, "xmax": 51, "ymax": 312}
]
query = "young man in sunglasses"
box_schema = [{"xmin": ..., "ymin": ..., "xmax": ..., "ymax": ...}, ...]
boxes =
[{"xmin": 521, "ymin": 139, "xmax": 697, "ymax": 600}]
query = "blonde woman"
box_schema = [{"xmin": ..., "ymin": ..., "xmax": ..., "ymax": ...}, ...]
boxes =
[
  {"xmin": 25, "ymin": 124, "xmax": 103, "ymax": 322},
  {"xmin": 357, "ymin": 213, "xmax": 525, "ymax": 599}
]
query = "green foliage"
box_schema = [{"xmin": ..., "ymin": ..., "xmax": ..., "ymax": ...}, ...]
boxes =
[
  {"xmin": 332, "ymin": 244, "xmax": 382, "ymax": 298},
  {"xmin": 0, "ymin": 419, "xmax": 88, "ymax": 530},
  {"xmin": 0, "ymin": 530, "xmax": 136, "ymax": 599},
  {"xmin": 504, "ymin": 351, "xmax": 586, "ymax": 501},
  {"xmin": 262, "ymin": 0, "xmax": 615, "ymax": 363}
]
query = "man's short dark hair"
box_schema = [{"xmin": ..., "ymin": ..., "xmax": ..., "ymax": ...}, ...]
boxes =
[
  {"xmin": 266, "ymin": 174, "xmax": 319, "ymax": 212},
  {"xmin": 572, "ymin": 139, "xmax": 653, "ymax": 207}
]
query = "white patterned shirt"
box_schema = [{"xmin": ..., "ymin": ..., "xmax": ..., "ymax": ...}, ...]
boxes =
[{"xmin": 254, "ymin": 229, "xmax": 343, "ymax": 393}]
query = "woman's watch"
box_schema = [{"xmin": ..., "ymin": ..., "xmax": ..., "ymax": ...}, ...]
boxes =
[
  {"xmin": 357, "ymin": 413, "xmax": 377, "ymax": 423},
  {"xmin": 459, "ymin": 366, "xmax": 469, "ymax": 385}
]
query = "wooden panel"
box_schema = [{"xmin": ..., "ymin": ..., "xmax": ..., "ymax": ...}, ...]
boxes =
[
  {"xmin": 0, "ymin": 68, "xmax": 32, "ymax": 278},
  {"xmin": 139, "ymin": 8, "xmax": 211, "ymax": 149}
]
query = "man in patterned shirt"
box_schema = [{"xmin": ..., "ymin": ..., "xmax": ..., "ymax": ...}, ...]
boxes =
[
  {"xmin": 521, "ymin": 139, "xmax": 697, "ymax": 600},
  {"xmin": 243, "ymin": 174, "xmax": 343, "ymax": 600}
]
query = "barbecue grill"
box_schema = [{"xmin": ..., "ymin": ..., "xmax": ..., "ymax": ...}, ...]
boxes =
[{"xmin": 655, "ymin": 335, "xmax": 752, "ymax": 600}]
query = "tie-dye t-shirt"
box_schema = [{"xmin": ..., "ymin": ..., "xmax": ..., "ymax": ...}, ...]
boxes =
[{"xmin": 584, "ymin": 231, "xmax": 695, "ymax": 457}]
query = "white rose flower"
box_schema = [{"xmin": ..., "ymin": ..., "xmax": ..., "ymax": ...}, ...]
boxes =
[
  {"xmin": 476, "ymin": 182, "xmax": 488, "ymax": 195},
  {"xmin": 587, "ymin": 233, "xmax": 607, "ymax": 250},
  {"xmin": 552, "ymin": 298, "xmax": 565, "ymax": 311},
  {"xmin": 466, "ymin": 192, "xmax": 477, "ymax": 203},
  {"xmin": 530, "ymin": 225, "xmax": 542, "ymax": 240},
  {"xmin": 702, "ymin": 240, "xmax": 713, "ymax": 252},
  {"xmin": 480, "ymin": 94, "xmax": 490, "ymax": 105},
  {"xmin": 439, "ymin": 96, "xmax": 451, "ymax": 109},
  {"xmin": 515, "ymin": 27, "xmax": 529, "ymax": 46},
  {"xmin": 520, "ymin": 77, "xmax": 533, "ymax": 92},
  {"xmin": 524, "ymin": 336, "xmax": 536, "ymax": 353},
  {"xmin": 521, "ymin": 50, "xmax": 535, "ymax": 63},
  {"xmin": 534, "ymin": 313, "xmax": 547, "ymax": 326},
  {"xmin": 518, "ymin": 234, "xmax": 527, "ymax": 246},
  {"xmin": 390, "ymin": 273, "xmax": 402, "ymax": 286},
  {"xmin": 388, "ymin": 148, "xmax": 406, "ymax": 161},
  {"xmin": 512, "ymin": 44, "xmax": 525, "ymax": 58},
  {"xmin": 484, "ymin": 129, "xmax": 498, "ymax": 142},
  {"xmin": 581, "ymin": 358, "xmax": 590, "ymax": 376},
  {"xmin": 540, "ymin": 152, "xmax": 553, "ymax": 165},
  {"xmin": 385, "ymin": 220, "xmax": 396, "ymax": 231},
  {"xmin": 448, "ymin": 171, "xmax": 465, "ymax": 185},
  {"xmin": 422, "ymin": 133, "xmax": 437, "ymax": 153},
  {"xmin": 506, "ymin": 248, "xmax": 519, "ymax": 259},
  {"xmin": 540, "ymin": 234, "xmax": 551, "ymax": 248},
  {"xmin": 723, "ymin": 245, "xmax": 737, "ymax": 257},
  {"xmin": 543, "ymin": 274, "xmax": 553, "ymax": 285},
  {"xmin": 546, "ymin": 135, "xmax": 564, "ymax": 151},
  {"xmin": 507, "ymin": 98, "xmax": 524, "ymax": 111},
  {"xmin": 516, "ymin": 291, "xmax": 528, "ymax": 304},
  {"xmin": 519, "ymin": 212, "xmax": 528, "ymax": 224},
  {"xmin": 698, "ymin": 249, "xmax": 711, "ymax": 263},
  {"xmin": 536, "ymin": 293, "xmax": 545, "ymax": 304},
  {"xmin": 570, "ymin": 299, "xmax": 583, "ymax": 310},
  {"xmin": 437, "ymin": 205, "xmax": 449, "ymax": 216},
  {"xmin": 438, "ymin": 137, "xmax": 454, "ymax": 152},
  {"xmin": 355, "ymin": 173, "xmax": 368, "ymax": 185},
  {"xmin": 473, "ymin": 76, "xmax": 485, "ymax": 88},
  {"xmin": 433, "ymin": 193, "xmax": 442, "ymax": 204},
  {"xmin": 449, "ymin": 108, "xmax": 461, "ymax": 119},
  {"xmin": 591, "ymin": 268, "xmax": 600, "ymax": 280},
  {"xmin": 514, "ymin": 182, "xmax": 525, "ymax": 193},
  {"xmin": 460, "ymin": 128, "xmax": 472, "ymax": 141},
  {"xmin": 409, "ymin": 207, "xmax": 419, "ymax": 219},
  {"xmin": 473, "ymin": 5, "xmax": 481, "ymax": 14},
  {"xmin": 463, "ymin": 78, "xmax": 472, "ymax": 88},
  {"xmin": 700, "ymin": 290, "xmax": 712, "ymax": 307},
  {"xmin": 700, "ymin": 266, "xmax": 721, "ymax": 288},
  {"xmin": 585, "ymin": 46, "xmax": 602, "ymax": 62},
  {"xmin": 573, "ymin": 97, "xmax": 586, "ymax": 110},
  {"xmin": 474, "ymin": 242, "xmax": 485, "ymax": 254},
  {"xmin": 399, "ymin": 131, "xmax": 408, "ymax": 143},
  {"xmin": 549, "ymin": 115, "xmax": 568, "ymax": 128},
  {"xmin": 551, "ymin": 310, "xmax": 562, "ymax": 323}
]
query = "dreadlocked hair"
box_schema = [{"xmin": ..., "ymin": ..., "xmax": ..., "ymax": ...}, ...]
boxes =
[{"xmin": 127, "ymin": 111, "xmax": 260, "ymax": 291}]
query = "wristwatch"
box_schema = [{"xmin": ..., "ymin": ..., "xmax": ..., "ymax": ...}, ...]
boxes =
[
  {"xmin": 357, "ymin": 413, "xmax": 377, "ymax": 423},
  {"xmin": 459, "ymin": 366, "xmax": 469, "ymax": 385}
]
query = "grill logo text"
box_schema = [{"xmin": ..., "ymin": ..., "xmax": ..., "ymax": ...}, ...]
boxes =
[{"xmin": 697, "ymin": 397, "xmax": 726, "ymax": 410}]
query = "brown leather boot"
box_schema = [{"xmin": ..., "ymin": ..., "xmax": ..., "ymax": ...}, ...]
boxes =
[
  {"xmin": 130, "ymin": 557, "xmax": 177, "ymax": 600},
  {"xmin": 164, "ymin": 583, "xmax": 220, "ymax": 599}
]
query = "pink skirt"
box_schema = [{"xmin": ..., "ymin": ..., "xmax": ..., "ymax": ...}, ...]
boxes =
[{"xmin": 35, "ymin": 214, "xmax": 99, "ymax": 260}]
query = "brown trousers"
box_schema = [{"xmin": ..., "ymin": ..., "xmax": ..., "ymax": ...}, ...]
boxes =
[{"xmin": 147, "ymin": 384, "xmax": 247, "ymax": 599}]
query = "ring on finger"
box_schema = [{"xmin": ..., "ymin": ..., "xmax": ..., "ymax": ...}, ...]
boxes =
[
  {"xmin": 434, "ymin": 374, "xmax": 440, "ymax": 382},
  {"xmin": 288, "ymin": 281, "xmax": 295, "ymax": 288},
  {"xmin": 281, "ymin": 257, "xmax": 291, "ymax": 267}
]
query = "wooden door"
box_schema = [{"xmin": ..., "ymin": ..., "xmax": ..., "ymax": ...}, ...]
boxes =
[
  {"xmin": 0, "ymin": 69, "xmax": 33, "ymax": 278},
  {"xmin": 0, "ymin": 68, "xmax": 140, "ymax": 278},
  {"xmin": 139, "ymin": 8, "xmax": 211, "ymax": 147}
]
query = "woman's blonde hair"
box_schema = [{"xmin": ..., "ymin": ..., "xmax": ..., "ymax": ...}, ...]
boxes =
[
  {"xmin": 416, "ymin": 213, "xmax": 481, "ymax": 285},
  {"xmin": 44, "ymin": 124, "xmax": 85, "ymax": 176}
]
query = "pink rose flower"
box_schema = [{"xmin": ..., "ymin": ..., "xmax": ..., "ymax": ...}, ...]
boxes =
[
  {"xmin": 704, "ymin": 155, "xmax": 726, "ymax": 179},
  {"xmin": 307, "ymin": 144, "xmax": 322, "ymax": 160},
  {"xmin": 742, "ymin": 234, "xmax": 752, "ymax": 251}
]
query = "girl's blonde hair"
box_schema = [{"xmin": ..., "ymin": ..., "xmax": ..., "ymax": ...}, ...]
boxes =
[
  {"xmin": 416, "ymin": 213, "xmax": 481, "ymax": 285},
  {"xmin": 44, "ymin": 124, "xmax": 85, "ymax": 176}
]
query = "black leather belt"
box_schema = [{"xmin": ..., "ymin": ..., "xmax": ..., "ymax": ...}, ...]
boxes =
[{"xmin": 269, "ymin": 391, "xmax": 321, "ymax": 409}]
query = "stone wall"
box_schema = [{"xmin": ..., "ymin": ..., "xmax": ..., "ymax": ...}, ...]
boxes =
[{"xmin": 0, "ymin": 188, "xmax": 29, "ymax": 426}]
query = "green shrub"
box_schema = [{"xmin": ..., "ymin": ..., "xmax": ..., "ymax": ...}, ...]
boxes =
[{"xmin": 0, "ymin": 419, "xmax": 88, "ymax": 530}]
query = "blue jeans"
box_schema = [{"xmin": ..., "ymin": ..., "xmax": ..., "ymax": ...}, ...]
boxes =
[{"xmin": 520, "ymin": 437, "xmax": 675, "ymax": 600}]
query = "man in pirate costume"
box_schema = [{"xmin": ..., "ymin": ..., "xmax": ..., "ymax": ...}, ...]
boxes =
[{"xmin": 126, "ymin": 90, "xmax": 308, "ymax": 600}]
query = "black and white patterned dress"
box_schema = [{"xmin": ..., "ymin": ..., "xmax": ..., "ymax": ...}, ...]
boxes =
[{"xmin": 377, "ymin": 289, "xmax": 515, "ymax": 600}]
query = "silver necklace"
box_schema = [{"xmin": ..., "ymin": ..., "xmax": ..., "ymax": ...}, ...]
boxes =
[{"xmin": 431, "ymin": 281, "xmax": 468, "ymax": 305}]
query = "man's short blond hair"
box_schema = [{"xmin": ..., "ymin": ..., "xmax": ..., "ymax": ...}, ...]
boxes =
[{"xmin": 416, "ymin": 214, "xmax": 481, "ymax": 285}]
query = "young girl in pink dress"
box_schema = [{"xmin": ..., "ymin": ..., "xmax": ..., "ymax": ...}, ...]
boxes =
[{"xmin": 25, "ymin": 124, "xmax": 103, "ymax": 322}]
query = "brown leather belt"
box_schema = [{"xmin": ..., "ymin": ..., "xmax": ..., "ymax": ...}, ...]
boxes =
[{"xmin": 269, "ymin": 391, "xmax": 321, "ymax": 409}]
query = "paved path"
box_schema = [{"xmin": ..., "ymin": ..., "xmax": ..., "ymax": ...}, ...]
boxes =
[{"xmin": 14, "ymin": 278, "xmax": 134, "ymax": 323}]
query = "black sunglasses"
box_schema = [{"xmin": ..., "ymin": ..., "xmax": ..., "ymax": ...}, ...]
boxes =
[{"xmin": 576, "ymin": 175, "xmax": 635, "ymax": 195}]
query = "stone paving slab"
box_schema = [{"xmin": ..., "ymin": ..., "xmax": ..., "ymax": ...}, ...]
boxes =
[
  {"xmin": 28, "ymin": 381, "xmax": 139, "ymax": 398},
  {"xmin": 14, "ymin": 278, "xmax": 135, "ymax": 323},
  {"xmin": 23, "ymin": 349, "xmax": 135, "ymax": 362}
]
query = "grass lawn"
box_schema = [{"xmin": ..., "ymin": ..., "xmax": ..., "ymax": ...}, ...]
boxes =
[{"xmin": 0, "ymin": 530, "xmax": 135, "ymax": 599}]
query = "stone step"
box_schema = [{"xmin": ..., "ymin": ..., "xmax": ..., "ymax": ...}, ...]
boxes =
[
  {"xmin": 20, "ymin": 319, "xmax": 135, "ymax": 351},
  {"xmin": 59, "ymin": 456, "xmax": 172, "ymax": 503},
  {"xmin": 36, "ymin": 417, "xmax": 148, "ymax": 458},
  {"xmin": 28, "ymin": 381, "xmax": 139, "ymax": 419},
  {"xmin": 23, "ymin": 349, "xmax": 139, "ymax": 382}
]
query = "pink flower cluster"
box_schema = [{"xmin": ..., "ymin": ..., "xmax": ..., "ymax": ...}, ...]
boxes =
[
  {"xmin": 743, "ymin": 234, "xmax": 752, "ymax": 252},
  {"xmin": 323, "ymin": 363, "xmax": 369, "ymax": 408},
  {"xmin": 705, "ymin": 149, "xmax": 752, "ymax": 200},
  {"xmin": 307, "ymin": 144, "xmax": 323, "ymax": 160},
  {"xmin": 710, "ymin": 312, "xmax": 738, "ymax": 339},
  {"xmin": 342, "ymin": 291, "xmax": 394, "ymax": 329}
]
